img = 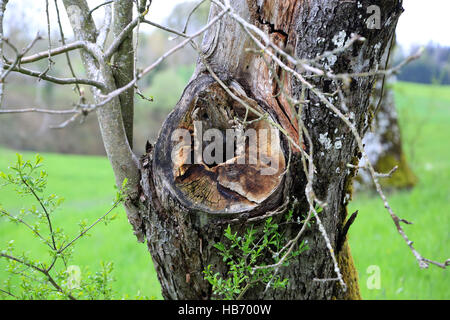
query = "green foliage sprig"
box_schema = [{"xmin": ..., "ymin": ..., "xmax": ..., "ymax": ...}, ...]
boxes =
[
  {"xmin": 203, "ymin": 214, "xmax": 309, "ymax": 300},
  {"xmin": 0, "ymin": 154, "xmax": 143, "ymax": 300}
]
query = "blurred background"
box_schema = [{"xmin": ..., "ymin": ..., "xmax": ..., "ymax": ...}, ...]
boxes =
[{"xmin": 0, "ymin": 0, "xmax": 448, "ymax": 299}]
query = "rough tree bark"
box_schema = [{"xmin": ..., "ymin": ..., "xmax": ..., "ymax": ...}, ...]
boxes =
[{"xmin": 135, "ymin": 0, "xmax": 403, "ymax": 300}]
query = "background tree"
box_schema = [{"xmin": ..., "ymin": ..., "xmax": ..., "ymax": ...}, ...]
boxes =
[{"xmin": 358, "ymin": 40, "xmax": 417, "ymax": 189}]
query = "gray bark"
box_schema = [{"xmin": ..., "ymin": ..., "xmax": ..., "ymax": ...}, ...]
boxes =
[
  {"xmin": 138, "ymin": 0, "xmax": 403, "ymax": 300},
  {"xmin": 112, "ymin": 0, "xmax": 135, "ymax": 149}
]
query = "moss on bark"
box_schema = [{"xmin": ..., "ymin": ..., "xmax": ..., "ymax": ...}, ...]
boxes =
[
  {"xmin": 375, "ymin": 153, "xmax": 417, "ymax": 189},
  {"xmin": 336, "ymin": 240, "xmax": 362, "ymax": 300}
]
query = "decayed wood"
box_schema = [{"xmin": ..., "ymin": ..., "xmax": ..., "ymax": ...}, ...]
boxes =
[
  {"xmin": 141, "ymin": 0, "xmax": 403, "ymax": 299},
  {"xmin": 153, "ymin": 76, "xmax": 286, "ymax": 214}
]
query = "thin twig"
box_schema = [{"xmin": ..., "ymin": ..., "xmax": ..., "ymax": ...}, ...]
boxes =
[
  {"xmin": 19, "ymin": 174, "xmax": 56, "ymax": 250},
  {"xmin": 88, "ymin": 0, "xmax": 114, "ymax": 17},
  {"xmin": 1, "ymin": 34, "xmax": 42, "ymax": 82},
  {"xmin": 39, "ymin": 0, "xmax": 54, "ymax": 78},
  {"xmin": 0, "ymin": 288, "xmax": 18, "ymax": 299},
  {"xmin": 53, "ymin": 0, "xmax": 82, "ymax": 97},
  {"xmin": 0, "ymin": 209, "xmax": 53, "ymax": 250},
  {"xmin": 0, "ymin": 253, "xmax": 76, "ymax": 300},
  {"xmin": 58, "ymin": 200, "xmax": 121, "ymax": 254},
  {"xmin": 19, "ymin": 41, "xmax": 88, "ymax": 64},
  {"xmin": 0, "ymin": 107, "xmax": 77, "ymax": 114}
]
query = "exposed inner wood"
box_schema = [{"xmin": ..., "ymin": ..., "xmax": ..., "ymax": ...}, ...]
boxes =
[{"xmin": 170, "ymin": 81, "xmax": 286, "ymax": 213}]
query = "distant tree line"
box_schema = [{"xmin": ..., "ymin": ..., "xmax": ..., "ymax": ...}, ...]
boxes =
[{"xmin": 396, "ymin": 44, "xmax": 450, "ymax": 85}]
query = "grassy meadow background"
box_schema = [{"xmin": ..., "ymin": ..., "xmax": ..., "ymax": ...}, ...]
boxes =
[{"xmin": 0, "ymin": 81, "xmax": 449, "ymax": 299}]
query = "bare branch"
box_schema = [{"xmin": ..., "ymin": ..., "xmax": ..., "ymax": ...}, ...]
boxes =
[
  {"xmin": 104, "ymin": 8, "xmax": 147, "ymax": 61},
  {"xmin": 0, "ymin": 107, "xmax": 78, "ymax": 114},
  {"xmin": 0, "ymin": 288, "xmax": 18, "ymax": 299},
  {"xmin": 88, "ymin": 0, "xmax": 113, "ymax": 16},
  {"xmin": 1, "ymin": 33, "xmax": 104, "ymax": 90},
  {"xmin": 180, "ymin": 0, "xmax": 208, "ymax": 36},
  {"xmin": 19, "ymin": 41, "xmax": 88, "ymax": 64},
  {"xmin": 142, "ymin": 19, "xmax": 188, "ymax": 38},
  {"xmin": 0, "ymin": 209, "xmax": 53, "ymax": 250},
  {"xmin": 0, "ymin": 105, "xmax": 92, "ymax": 130},
  {"xmin": 40, "ymin": 0, "xmax": 54, "ymax": 77},
  {"xmin": 347, "ymin": 163, "xmax": 398, "ymax": 178},
  {"xmin": 53, "ymin": 0, "xmax": 83, "ymax": 97},
  {"xmin": 2, "ymin": 62, "xmax": 105, "ymax": 89},
  {"xmin": 96, "ymin": 1, "xmax": 112, "ymax": 48},
  {"xmin": 1, "ymin": 34, "xmax": 42, "ymax": 82},
  {"xmin": 94, "ymin": 7, "xmax": 229, "ymax": 110},
  {"xmin": 58, "ymin": 200, "xmax": 121, "ymax": 254},
  {"xmin": 0, "ymin": 252, "xmax": 76, "ymax": 300},
  {"xmin": 49, "ymin": 112, "xmax": 83, "ymax": 129}
]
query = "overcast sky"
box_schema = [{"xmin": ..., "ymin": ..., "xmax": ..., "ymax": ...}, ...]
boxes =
[
  {"xmin": 396, "ymin": 0, "xmax": 450, "ymax": 50},
  {"xmin": 3, "ymin": 0, "xmax": 450, "ymax": 52}
]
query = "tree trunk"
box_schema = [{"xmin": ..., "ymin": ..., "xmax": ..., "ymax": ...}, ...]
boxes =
[
  {"xmin": 137, "ymin": 0, "xmax": 403, "ymax": 300},
  {"xmin": 112, "ymin": 0, "xmax": 135, "ymax": 149}
]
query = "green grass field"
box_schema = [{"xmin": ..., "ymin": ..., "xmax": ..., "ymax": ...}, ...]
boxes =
[
  {"xmin": 348, "ymin": 82, "xmax": 450, "ymax": 299},
  {"xmin": 0, "ymin": 82, "xmax": 448, "ymax": 299},
  {"xmin": 0, "ymin": 152, "xmax": 163, "ymax": 299}
]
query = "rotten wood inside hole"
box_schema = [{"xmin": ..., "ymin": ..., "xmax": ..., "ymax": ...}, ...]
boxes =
[{"xmin": 153, "ymin": 76, "xmax": 287, "ymax": 214}]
